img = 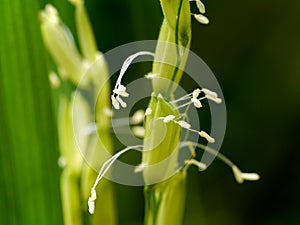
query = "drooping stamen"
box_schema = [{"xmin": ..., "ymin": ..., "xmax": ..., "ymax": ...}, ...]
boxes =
[
  {"xmin": 88, "ymin": 145, "xmax": 143, "ymax": 214},
  {"xmin": 232, "ymin": 166, "xmax": 261, "ymax": 184},
  {"xmin": 111, "ymin": 51, "xmax": 155, "ymax": 110},
  {"xmin": 179, "ymin": 141, "xmax": 260, "ymax": 183},
  {"xmin": 189, "ymin": 0, "xmax": 209, "ymax": 25}
]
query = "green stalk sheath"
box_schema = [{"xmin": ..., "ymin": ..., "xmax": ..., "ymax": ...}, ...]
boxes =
[
  {"xmin": 144, "ymin": 172, "xmax": 187, "ymax": 225},
  {"xmin": 142, "ymin": 94, "xmax": 181, "ymax": 184},
  {"xmin": 143, "ymin": 1, "xmax": 192, "ymax": 224},
  {"xmin": 152, "ymin": 0, "xmax": 191, "ymax": 98}
]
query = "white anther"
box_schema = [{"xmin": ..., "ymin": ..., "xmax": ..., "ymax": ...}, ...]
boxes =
[
  {"xmin": 191, "ymin": 97, "xmax": 202, "ymax": 108},
  {"xmin": 206, "ymin": 95, "xmax": 222, "ymax": 104},
  {"xmin": 88, "ymin": 189, "xmax": 97, "ymax": 214},
  {"xmin": 193, "ymin": 14, "xmax": 210, "ymax": 25},
  {"xmin": 88, "ymin": 145, "xmax": 143, "ymax": 214},
  {"xmin": 163, "ymin": 115, "xmax": 176, "ymax": 123},
  {"xmin": 202, "ymin": 88, "xmax": 218, "ymax": 98},
  {"xmin": 131, "ymin": 110, "xmax": 145, "ymax": 124},
  {"xmin": 145, "ymin": 72, "xmax": 158, "ymax": 79},
  {"xmin": 193, "ymin": 88, "xmax": 201, "ymax": 98},
  {"xmin": 116, "ymin": 96, "xmax": 127, "ymax": 108},
  {"xmin": 232, "ymin": 166, "xmax": 260, "ymax": 184},
  {"xmin": 199, "ymin": 131, "xmax": 215, "ymax": 143},
  {"xmin": 88, "ymin": 199, "xmax": 95, "ymax": 214},
  {"xmin": 184, "ymin": 159, "xmax": 207, "ymax": 171},
  {"xmin": 145, "ymin": 107, "xmax": 152, "ymax": 116},
  {"xmin": 196, "ymin": 0, "xmax": 206, "ymax": 13},
  {"xmin": 132, "ymin": 126, "xmax": 145, "ymax": 138},
  {"xmin": 176, "ymin": 120, "xmax": 192, "ymax": 129},
  {"xmin": 113, "ymin": 85, "xmax": 129, "ymax": 97},
  {"xmin": 111, "ymin": 95, "xmax": 120, "ymax": 109}
]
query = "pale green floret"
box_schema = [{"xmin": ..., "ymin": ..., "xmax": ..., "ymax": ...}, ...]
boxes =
[
  {"xmin": 69, "ymin": 0, "xmax": 98, "ymax": 62},
  {"xmin": 142, "ymin": 93, "xmax": 181, "ymax": 184},
  {"xmin": 40, "ymin": 4, "xmax": 83, "ymax": 84}
]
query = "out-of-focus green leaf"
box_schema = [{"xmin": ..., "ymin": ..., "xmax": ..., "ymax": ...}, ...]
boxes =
[{"xmin": 0, "ymin": 0, "xmax": 63, "ymax": 225}]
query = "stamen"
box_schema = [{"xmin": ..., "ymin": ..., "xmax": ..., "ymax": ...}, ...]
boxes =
[
  {"xmin": 196, "ymin": 0, "xmax": 206, "ymax": 14},
  {"xmin": 175, "ymin": 120, "xmax": 192, "ymax": 129},
  {"xmin": 199, "ymin": 131, "xmax": 215, "ymax": 143},
  {"xmin": 192, "ymin": 88, "xmax": 201, "ymax": 98},
  {"xmin": 111, "ymin": 51, "xmax": 155, "ymax": 110},
  {"xmin": 111, "ymin": 95, "xmax": 120, "ymax": 110},
  {"xmin": 130, "ymin": 110, "xmax": 145, "ymax": 124},
  {"xmin": 116, "ymin": 96, "xmax": 127, "ymax": 108},
  {"xmin": 88, "ymin": 189, "xmax": 96, "ymax": 214},
  {"xmin": 132, "ymin": 126, "xmax": 145, "ymax": 138},
  {"xmin": 202, "ymin": 88, "xmax": 217, "ymax": 98},
  {"xmin": 179, "ymin": 141, "xmax": 260, "ymax": 184},
  {"xmin": 88, "ymin": 145, "xmax": 143, "ymax": 214},
  {"xmin": 191, "ymin": 97, "xmax": 202, "ymax": 108},
  {"xmin": 113, "ymin": 85, "xmax": 129, "ymax": 97},
  {"xmin": 163, "ymin": 115, "xmax": 176, "ymax": 123},
  {"xmin": 232, "ymin": 166, "xmax": 260, "ymax": 184},
  {"xmin": 193, "ymin": 14, "xmax": 210, "ymax": 25},
  {"xmin": 184, "ymin": 159, "xmax": 207, "ymax": 171}
]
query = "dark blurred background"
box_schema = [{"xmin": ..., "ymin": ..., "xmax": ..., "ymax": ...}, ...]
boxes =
[{"xmin": 44, "ymin": 0, "xmax": 300, "ymax": 224}]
